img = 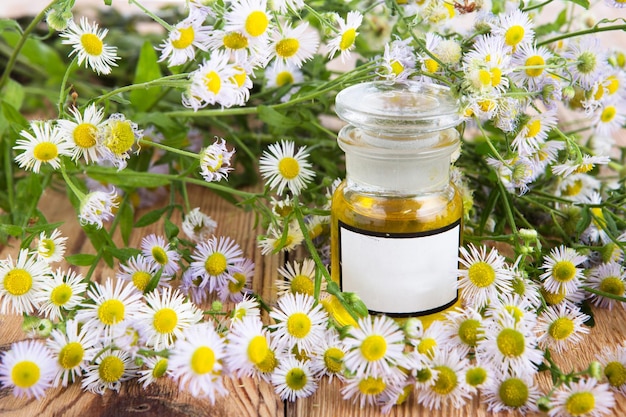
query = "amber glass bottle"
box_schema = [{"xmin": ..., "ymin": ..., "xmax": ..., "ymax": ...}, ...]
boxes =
[{"xmin": 330, "ymin": 81, "xmax": 463, "ymax": 326}]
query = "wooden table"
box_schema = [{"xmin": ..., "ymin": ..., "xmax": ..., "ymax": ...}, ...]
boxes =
[{"xmin": 1, "ymin": 184, "xmax": 626, "ymax": 417}]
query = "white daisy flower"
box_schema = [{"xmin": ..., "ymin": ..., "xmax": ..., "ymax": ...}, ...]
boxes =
[
  {"xmin": 199, "ymin": 137, "xmax": 235, "ymax": 182},
  {"xmin": 548, "ymin": 378, "xmax": 615, "ymax": 417},
  {"xmin": 35, "ymin": 268, "xmax": 87, "ymax": 321},
  {"xmin": 36, "ymin": 228, "xmax": 68, "ymax": 263},
  {"xmin": 586, "ymin": 262, "xmax": 626, "ymax": 309},
  {"xmin": 556, "ymin": 173, "xmax": 601, "ymax": 203},
  {"xmin": 264, "ymin": 60, "xmax": 304, "ymax": 94},
  {"xmin": 116, "ymin": 254, "xmax": 167, "ymax": 293},
  {"xmin": 563, "ymin": 36, "xmax": 609, "ymax": 90},
  {"xmin": 552, "ymin": 155, "xmax": 611, "ymax": 178},
  {"xmin": 230, "ymin": 295, "xmax": 261, "ymax": 322},
  {"xmin": 259, "ymin": 140, "xmax": 315, "ymax": 196},
  {"xmin": 269, "ymin": 22, "xmax": 319, "ymax": 68},
  {"xmin": 443, "ymin": 307, "xmax": 484, "ymax": 355},
  {"xmin": 224, "ymin": 0, "xmax": 271, "ymax": 41},
  {"xmin": 271, "ymin": 355, "xmax": 317, "ymax": 401},
  {"xmin": 342, "ymin": 315, "xmax": 405, "ymax": 378},
  {"xmin": 581, "ymin": 192, "xmax": 613, "ymax": 245},
  {"xmin": 141, "ymin": 234, "xmax": 181, "ymax": 278},
  {"xmin": 593, "ymin": 100, "xmax": 626, "ymax": 136},
  {"xmin": 188, "ymin": 235, "xmax": 244, "ymax": 293},
  {"xmin": 60, "ymin": 17, "xmax": 119, "ymax": 74},
  {"xmin": 169, "ymin": 322, "xmax": 228, "ymax": 403},
  {"xmin": 97, "ymin": 113, "xmax": 142, "ymax": 170},
  {"xmin": 492, "ymin": 9, "xmax": 535, "ymax": 51},
  {"xmin": 379, "ymin": 37, "xmax": 416, "ymax": 81},
  {"xmin": 536, "ymin": 303, "xmax": 590, "ymax": 353},
  {"xmin": 508, "ymin": 262, "xmax": 543, "ymax": 309},
  {"xmin": 539, "ymin": 245, "xmax": 587, "ymax": 295},
  {"xmin": 207, "ymin": 28, "xmax": 268, "ymax": 66},
  {"xmin": 540, "ymin": 284, "xmax": 586, "ymax": 308},
  {"xmin": 276, "ymin": 258, "xmax": 318, "ymax": 297},
  {"xmin": 183, "ymin": 51, "xmax": 240, "ymax": 110},
  {"xmin": 485, "ymin": 292, "xmax": 537, "ymax": 328},
  {"xmin": 464, "ymin": 360, "xmax": 497, "ymax": 393},
  {"xmin": 158, "ymin": 11, "xmax": 212, "ymax": 67},
  {"xmin": 109, "ymin": 321, "xmax": 148, "ymax": 358},
  {"xmin": 56, "ymin": 104, "xmax": 105, "ymax": 164},
  {"xmin": 483, "ymin": 371, "xmax": 541, "ymax": 413},
  {"xmin": 137, "ymin": 287, "xmax": 203, "ymax": 350},
  {"xmin": 327, "ymin": 11, "xmax": 362, "ymax": 63},
  {"xmin": 597, "ymin": 343, "xmax": 626, "ymax": 395},
  {"xmin": 512, "ymin": 109, "xmax": 558, "ymax": 157},
  {"xmin": 463, "ymin": 35, "xmax": 511, "ymax": 94},
  {"xmin": 179, "ymin": 268, "xmax": 210, "ymax": 306},
  {"xmin": 14, "ymin": 120, "xmax": 73, "ymax": 173},
  {"xmin": 81, "ymin": 348, "xmax": 139, "ymax": 394},
  {"xmin": 46, "ymin": 319, "xmax": 98, "ymax": 387},
  {"xmin": 457, "ymin": 243, "xmax": 513, "ymax": 308},
  {"xmin": 510, "ymin": 43, "xmax": 554, "ymax": 90},
  {"xmin": 341, "ymin": 371, "xmax": 406, "ymax": 408},
  {"xmin": 0, "ymin": 340, "xmax": 58, "ymax": 399},
  {"xmin": 413, "ymin": 320, "xmax": 453, "ymax": 361},
  {"xmin": 225, "ymin": 315, "xmax": 276, "ymax": 379},
  {"xmin": 75, "ymin": 278, "xmax": 144, "ymax": 342},
  {"xmin": 269, "ymin": 292, "xmax": 328, "ymax": 355},
  {"xmin": 416, "ymin": 347, "xmax": 472, "ymax": 410},
  {"xmin": 258, "ymin": 221, "xmax": 305, "ymax": 255},
  {"xmin": 0, "ymin": 248, "xmax": 50, "ymax": 315},
  {"xmin": 137, "ymin": 356, "xmax": 169, "ymax": 388},
  {"xmin": 181, "ymin": 207, "xmax": 217, "ymax": 242},
  {"xmin": 217, "ymin": 257, "xmax": 254, "ymax": 303},
  {"xmin": 78, "ymin": 187, "xmax": 119, "ymax": 229},
  {"xmin": 309, "ymin": 327, "xmax": 346, "ymax": 383}
]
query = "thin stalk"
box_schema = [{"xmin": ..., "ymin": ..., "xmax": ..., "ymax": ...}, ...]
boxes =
[
  {"xmin": 538, "ymin": 23, "xmax": 626, "ymax": 47},
  {"xmin": 128, "ymin": 0, "xmax": 174, "ymax": 31},
  {"xmin": 58, "ymin": 57, "xmax": 77, "ymax": 116}
]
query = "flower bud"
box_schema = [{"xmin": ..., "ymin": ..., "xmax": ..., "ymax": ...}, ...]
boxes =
[
  {"xmin": 46, "ymin": 8, "xmax": 71, "ymax": 31},
  {"xmin": 518, "ymin": 228, "xmax": 538, "ymax": 241},
  {"xmin": 537, "ymin": 396, "xmax": 552, "ymax": 412},
  {"xmin": 403, "ymin": 317, "xmax": 424, "ymax": 339},
  {"xmin": 588, "ymin": 361, "xmax": 604, "ymax": 380},
  {"xmin": 211, "ymin": 300, "xmax": 223, "ymax": 312}
]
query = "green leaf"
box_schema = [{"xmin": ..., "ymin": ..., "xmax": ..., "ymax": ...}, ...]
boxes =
[
  {"xmin": 87, "ymin": 166, "xmax": 171, "ymax": 188},
  {"xmin": 104, "ymin": 0, "xmax": 113, "ymax": 5},
  {"xmin": 258, "ymin": 105, "xmax": 300, "ymax": 129},
  {"xmin": 2, "ymin": 79, "xmax": 25, "ymax": 110},
  {"xmin": 106, "ymin": 247, "xmax": 142, "ymax": 263},
  {"xmin": 129, "ymin": 41, "xmax": 163, "ymax": 112},
  {"xmin": 144, "ymin": 267, "xmax": 163, "ymax": 294},
  {"xmin": 0, "ymin": 223, "xmax": 23, "ymax": 237},
  {"xmin": 135, "ymin": 206, "xmax": 168, "ymax": 227},
  {"xmin": 164, "ymin": 218, "xmax": 179, "ymax": 240},
  {"xmin": 2, "ymin": 32, "xmax": 66, "ymax": 83},
  {"xmin": 565, "ymin": 0, "xmax": 590, "ymax": 8},
  {"xmin": 66, "ymin": 253, "xmax": 98, "ymax": 266},
  {"xmin": 118, "ymin": 201, "xmax": 134, "ymax": 246},
  {"xmin": 0, "ymin": 19, "xmax": 23, "ymax": 33}
]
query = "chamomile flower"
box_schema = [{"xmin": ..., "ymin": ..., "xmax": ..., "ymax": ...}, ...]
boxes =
[
  {"xmin": 82, "ymin": 348, "xmax": 139, "ymax": 394},
  {"xmin": 581, "ymin": 192, "xmax": 613, "ymax": 245},
  {"xmin": 512, "ymin": 109, "xmax": 558, "ymax": 156},
  {"xmin": 416, "ymin": 347, "xmax": 471, "ymax": 410},
  {"xmin": 463, "ymin": 35, "xmax": 511, "ymax": 94},
  {"xmin": 224, "ymin": 0, "xmax": 271, "ymax": 41},
  {"xmin": 46, "ymin": 319, "xmax": 98, "ymax": 387},
  {"xmin": 264, "ymin": 60, "xmax": 304, "ymax": 101},
  {"xmin": 539, "ymin": 245, "xmax": 587, "ymax": 295},
  {"xmin": 593, "ymin": 100, "xmax": 626, "ymax": 136},
  {"xmin": 0, "ymin": 248, "xmax": 50, "ymax": 315},
  {"xmin": 276, "ymin": 258, "xmax": 318, "ymax": 297},
  {"xmin": 158, "ymin": 11, "xmax": 212, "ymax": 67},
  {"xmin": 188, "ymin": 235, "xmax": 244, "ymax": 293},
  {"xmin": 511, "ymin": 43, "xmax": 554, "ymax": 90},
  {"xmin": 556, "ymin": 173, "xmax": 601, "ymax": 203},
  {"xmin": 117, "ymin": 254, "xmax": 166, "ymax": 293},
  {"xmin": 217, "ymin": 257, "xmax": 254, "ymax": 303},
  {"xmin": 258, "ymin": 221, "xmax": 305, "ymax": 255},
  {"xmin": 549, "ymin": 378, "xmax": 615, "ymax": 417},
  {"xmin": 492, "ymin": 9, "xmax": 535, "ymax": 51},
  {"xmin": 327, "ymin": 11, "xmax": 363, "ymax": 63},
  {"xmin": 563, "ymin": 36, "xmax": 609, "ymax": 90},
  {"xmin": 259, "ymin": 140, "xmax": 315, "ymax": 196},
  {"xmin": 57, "ymin": 104, "xmax": 105, "ymax": 164},
  {"xmin": 457, "ymin": 244, "xmax": 513, "ymax": 308},
  {"xmin": 137, "ymin": 356, "xmax": 169, "ymax": 388},
  {"xmin": 60, "ymin": 17, "xmax": 119, "ymax": 75},
  {"xmin": 271, "ymin": 355, "xmax": 317, "ymax": 401},
  {"xmin": 536, "ymin": 303, "xmax": 590, "ymax": 353},
  {"xmin": 181, "ymin": 207, "xmax": 217, "ymax": 242},
  {"xmin": 78, "ymin": 187, "xmax": 119, "ymax": 228},
  {"xmin": 597, "ymin": 343, "xmax": 626, "ymax": 394},
  {"xmin": 184, "ymin": 50, "xmax": 240, "ymax": 109},
  {"xmin": 137, "ymin": 287, "xmax": 203, "ymax": 350},
  {"xmin": 464, "ymin": 360, "xmax": 496, "ymax": 393},
  {"xmin": 343, "ymin": 315, "xmax": 405, "ymax": 378},
  {"xmin": 35, "ymin": 268, "xmax": 87, "ymax": 321},
  {"xmin": 586, "ymin": 262, "xmax": 626, "ymax": 309},
  {"xmin": 0, "ymin": 340, "xmax": 57, "ymax": 399},
  {"xmin": 413, "ymin": 320, "xmax": 451, "ymax": 360},
  {"xmin": 341, "ymin": 371, "xmax": 406, "ymax": 408},
  {"xmin": 379, "ymin": 37, "xmax": 416, "ymax": 81},
  {"xmin": 75, "ymin": 278, "xmax": 143, "ymax": 342},
  {"xmin": 269, "ymin": 292, "xmax": 328, "ymax": 354},
  {"xmin": 486, "ymin": 293, "xmax": 537, "ymax": 328},
  {"xmin": 225, "ymin": 315, "xmax": 276, "ymax": 379},
  {"xmin": 199, "ymin": 137, "xmax": 235, "ymax": 182},
  {"xmin": 309, "ymin": 327, "xmax": 347, "ymax": 383},
  {"xmin": 169, "ymin": 322, "xmax": 228, "ymax": 403},
  {"xmin": 443, "ymin": 307, "xmax": 485, "ymax": 355},
  {"xmin": 552, "ymin": 155, "xmax": 611, "ymax": 178},
  {"xmin": 97, "ymin": 113, "xmax": 142, "ymax": 170},
  {"xmin": 269, "ymin": 22, "xmax": 319, "ymax": 68},
  {"xmin": 14, "ymin": 120, "xmax": 73, "ymax": 173},
  {"xmin": 483, "ymin": 371, "xmax": 541, "ymax": 413},
  {"xmin": 230, "ymin": 295, "xmax": 261, "ymax": 322},
  {"xmin": 36, "ymin": 228, "xmax": 68, "ymax": 263},
  {"xmin": 141, "ymin": 234, "xmax": 181, "ymax": 278}
]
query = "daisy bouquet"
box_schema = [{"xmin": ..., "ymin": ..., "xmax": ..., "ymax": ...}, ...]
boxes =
[{"xmin": 1, "ymin": 0, "xmax": 626, "ymax": 415}]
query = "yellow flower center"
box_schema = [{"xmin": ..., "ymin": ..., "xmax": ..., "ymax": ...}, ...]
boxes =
[
  {"xmin": 286, "ymin": 312, "xmax": 312, "ymax": 339},
  {"xmin": 153, "ymin": 308, "xmax": 178, "ymax": 333},
  {"xmin": 51, "ymin": 284, "xmax": 73, "ymax": 306},
  {"xmin": 424, "ymin": 58, "xmax": 439, "ymax": 73},
  {"xmin": 131, "ymin": 271, "xmax": 151, "ymax": 292},
  {"xmin": 541, "ymin": 287, "xmax": 567, "ymax": 305},
  {"xmin": 599, "ymin": 277, "xmax": 625, "ymax": 296},
  {"xmin": 276, "ymin": 38, "xmax": 299, "ymax": 59},
  {"xmin": 73, "ymin": 123, "xmax": 97, "ymax": 148},
  {"xmin": 600, "ymin": 106, "xmax": 616, "ymax": 123},
  {"xmin": 417, "ymin": 337, "xmax": 437, "ymax": 359},
  {"xmin": 39, "ymin": 239, "xmax": 55, "ymax": 257},
  {"xmin": 205, "ymin": 153, "xmax": 223, "ymax": 172},
  {"xmin": 323, "ymin": 347, "xmax": 344, "ymax": 374},
  {"xmin": 606, "ymin": 75, "xmax": 619, "ymax": 95},
  {"xmin": 191, "ymin": 346, "xmax": 215, "ymax": 374},
  {"xmin": 339, "ymin": 28, "xmax": 356, "ymax": 51},
  {"xmin": 106, "ymin": 120, "xmax": 135, "ymax": 156},
  {"xmin": 99, "ymin": 355, "xmax": 125, "ymax": 383},
  {"xmin": 171, "ymin": 26, "xmax": 195, "ymax": 49},
  {"xmin": 505, "ymin": 306, "xmax": 525, "ymax": 323},
  {"xmin": 432, "ymin": 366, "xmax": 457, "ymax": 395},
  {"xmin": 151, "ymin": 246, "xmax": 168, "ymax": 266},
  {"xmin": 11, "ymin": 361, "xmax": 40, "ymax": 388},
  {"xmin": 223, "ymin": 32, "xmax": 248, "ymax": 50},
  {"xmin": 245, "ymin": 11, "xmax": 269, "ymax": 37},
  {"xmin": 232, "ymin": 67, "xmax": 247, "ymax": 88},
  {"xmin": 228, "ymin": 272, "xmax": 247, "ymax": 293},
  {"xmin": 605, "ymin": 361, "xmax": 626, "ymax": 388},
  {"xmin": 205, "ymin": 252, "xmax": 227, "ymax": 276},
  {"xmin": 497, "ymin": 328, "xmax": 525, "ymax": 357},
  {"xmin": 562, "ymin": 179, "xmax": 583, "ymax": 197},
  {"xmin": 490, "ymin": 67, "xmax": 502, "ymax": 86},
  {"xmin": 467, "ymin": 261, "xmax": 496, "ymax": 288},
  {"xmin": 80, "ymin": 33, "xmax": 103, "ymax": 56},
  {"xmin": 525, "ymin": 119, "xmax": 542, "ymax": 138},
  {"xmin": 358, "ymin": 376, "xmax": 386, "ymax": 396},
  {"xmin": 548, "ymin": 317, "xmax": 575, "ymax": 340},
  {"xmin": 152, "ymin": 359, "xmax": 168, "ymax": 378},
  {"xmin": 552, "ymin": 260, "xmax": 577, "ymax": 283},
  {"xmin": 524, "ymin": 55, "xmax": 545, "ymax": 77},
  {"xmin": 458, "ymin": 319, "xmax": 481, "ymax": 347},
  {"xmin": 4, "ymin": 269, "xmax": 32, "ymax": 296},
  {"xmin": 276, "ymin": 71, "xmax": 294, "ymax": 87},
  {"xmin": 278, "ymin": 157, "xmax": 300, "ymax": 180},
  {"xmin": 565, "ymin": 392, "xmax": 595, "ymax": 416},
  {"xmin": 204, "ymin": 71, "xmax": 222, "ymax": 94},
  {"xmin": 478, "ymin": 99, "xmax": 496, "ymax": 112},
  {"xmin": 504, "ymin": 25, "xmax": 525, "ymax": 48},
  {"xmin": 33, "ymin": 142, "xmax": 59, "ymax": 162},
  {"xmin": 466, "ymin": 367, "xmax": 487, "ymax": 387},
  {"xmin": 247, "ymin": 335, "xmax": 270, "ymax": 365},
  {"xmin": 58, "ymin": 342, "xmax": 84, "ymax": 369},
  {"xmin": 289, "ymin": 275, "xmax": 314, "ymax": 296},
  {"xmin": 97, "ymin": 299, "xmax": 125, "ymax": 325},
  {"xmin": 361, "ymin": 335, "xmax": 387, "ymax": 362},
  {"xmin": 499, "ymin": 378, "xmax": 529, "ymax": 408},
  {"xmin": 390, "ymin": 60, "xmax": 404, "ymax": 76},
  {"xmin": 478, "ymin": 69, "xmax": 492, "ymax": 87},
  {"xmin": 285, "ymin": 367, "xmax": 307, "ymax": 391},
  {"xmin": 255, "ymin": 348, "xmax": 278, "ymax": 373}
]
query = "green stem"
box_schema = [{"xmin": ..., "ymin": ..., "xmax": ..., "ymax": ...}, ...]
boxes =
[
  {"xmin": 93, "ymin": 75, "xmax": 189, "ymax": 105},
  {"xmin": 139, "ymin": 138, "xmax": 200, "ymax": 160},
  {"xmin": 0, "ymin": 0, "xmax": 56, "ymax": 89},
  {"xmin": 4, "ymin": 136, "xmax": 15, "ymax": 221},
  {"xmin": 59, "ymin": 163, "xmax": 86, "ymax": 201},
  {"xmin": 58, "ymin": 57, "xmax": 78, "ymax": 116},
  {"xmin": 497, "ymin": 180, "xmax": 518, "ymax": 234},
  {"xmin": 128, "ymin": 0, "xmax": 174, "ymax": 31},
  {"xmin": 538, "ymin": 24, "xmax": 626, "ymax": 47},
  {"xmin": 522, "ymin": 0, "xmax": 555, "ymax": 12},
  {"xmin": 581, "ymin": 286, "xmax": 626, "ymax": 303}
]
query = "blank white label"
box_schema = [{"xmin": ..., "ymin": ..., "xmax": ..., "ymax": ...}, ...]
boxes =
[{"xmin": 339, "ymin": 221, "xmax": 460, "ymax": 316}]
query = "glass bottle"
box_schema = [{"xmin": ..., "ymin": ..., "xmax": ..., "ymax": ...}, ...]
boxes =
[{"xmin": 330, "ymin": 81, "xmax": 463, "ymax": 326}]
